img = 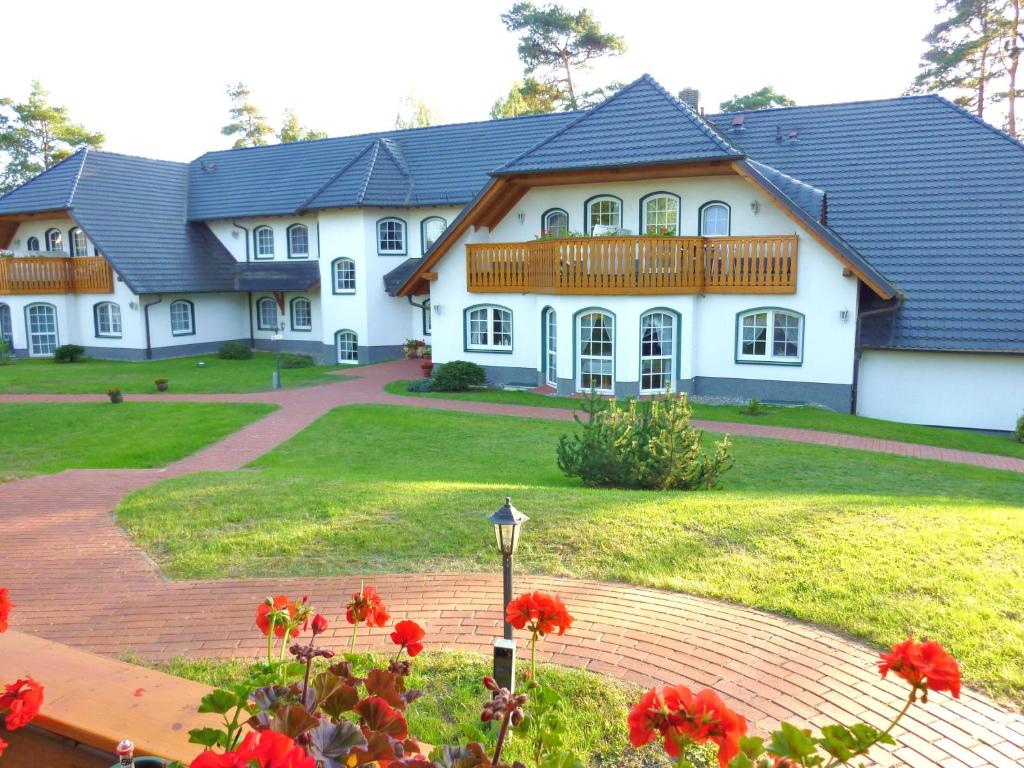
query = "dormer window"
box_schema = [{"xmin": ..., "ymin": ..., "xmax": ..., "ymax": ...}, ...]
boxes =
[
  {"xmin": 542, "ymin": 208, "xmax": 569, "ymax": 237},
  {"xmin": 585, "ymin": 196, "xmax": 622, "ymax": 233},
  {"xmin": 700, "ymin": 202, "xmax": 731, "ymax": 236},
  {"xmin": 288, "ymin": 224, "xmax": 309, "ymax": 258},
  {"xmin": 377, "ymin": 218, "xmax": 406, "ymax": 255},
  {"xmin": 69, "ymin": 227, "xmax": 88, "ymax": 256},
  {"xmin": 421, "ymin": 217, "xmax": 447, "ymax": 254},
  {"xmin": 45, "ymin": 229, "xmax": 64, "ymax": 253},
  {"xmin": 26, "ymin": 236, "xmax": 39, "ymax": 252},
  {"xmin": 641, "ymin": 193, "xmax": 680, "ymax": 235},
  {"xmin": 254, "ymin": 226, "xmax": 275, "ymax": 259}
]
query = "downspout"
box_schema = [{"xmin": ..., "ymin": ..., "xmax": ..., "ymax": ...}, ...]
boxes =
[
  {"xmin": 143, "ymin": 295, "xmax": 163, "ymax": 360},
  {"xmin": 232, "ymin": 220, "xmax": 251, "ymax": 263},
  {"xmin": 407, "ymin": 295, "xmax": 429, "ymax": 338},
  {"xmin": 851, "ymin": 295, "xmax": 904, "ymax": 414}
]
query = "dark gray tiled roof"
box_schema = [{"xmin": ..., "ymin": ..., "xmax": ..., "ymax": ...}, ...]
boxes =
[
  {"xmin": 745, "ymin": 159, "xmax": 825, "ymax": 221},
  {"xmin": 496, "ymin": 74, "xmax": 742, "ymax": 174},
  {"xmin": 383, "ymin": 257, "xmax": 423, "ymax": 295},
  {"xmin": 304, "ymin": 138, "xmax": 415, "ymax": 210},
  {"xmin": 709, "ymin": 96, "xmax": 1024, "ymax": 352},
  {"xmin": 0, "ymin": 151, "xmax": 87, "ymax": 215},
  {"xmin": 236, "ymin": 261, "xmax": 320, "ymax": 292}
]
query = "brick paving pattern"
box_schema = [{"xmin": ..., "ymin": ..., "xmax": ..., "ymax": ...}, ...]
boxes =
[{"xmin": 1, "ymin": 359, "xmax": 1022, "ymax": 766}]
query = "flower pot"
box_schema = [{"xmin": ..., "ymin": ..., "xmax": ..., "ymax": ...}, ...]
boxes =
[
  {"xmin": 421, "ymin": 366, "xmax": 433, "ymax": 379},
  {"xmin": 155, "ymin": 382, "xmax": 168, "ymax": 392},
  {"xmin": 108, "ymin": 393, "xmax": 123, "ymax": 404}
]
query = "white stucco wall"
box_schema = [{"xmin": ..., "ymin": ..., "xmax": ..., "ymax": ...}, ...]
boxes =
[
  {"xmin": 145, "ymin": 293, "xmax": 249, "ymax": 350},
  {"xmin": 857, "ymin": 350, "xmax": 1024, "ymax": 431},
  {"xmin": 206, "ymin": 216, "xmax": 320, "ymax": 263},
  {"xmin": 7, "ymin": 217, "xmax": 97, "ymax": 256}
]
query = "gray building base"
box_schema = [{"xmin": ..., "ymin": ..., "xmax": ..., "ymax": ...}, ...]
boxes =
[
  {"xmin": 482, "ymin": 365, "xmax": 541, "ymax": 387},
  {"xmin": 691, "ymin": 376, "xmax": 851, "ymax": 411}
]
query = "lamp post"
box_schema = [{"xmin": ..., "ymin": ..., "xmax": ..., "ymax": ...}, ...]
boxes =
[
  {"xmin": 272, "ymin": 322, "xmax": 284, "ymax": 390},
  {"xmin": 489, "ymin": 496, "xmax": 528, "ymax": 640}
]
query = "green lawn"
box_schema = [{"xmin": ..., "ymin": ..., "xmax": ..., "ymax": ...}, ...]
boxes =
[
  {"xmin": 118, "ymin": 405, "xmax": 1024, "ymax": 705},
  {"xmin": 383, "ymin": 379, "xmax": 1024, "ymax": 459},
  {"xmin": 0, "ymin": 402, "xmax": 274, "ymax": 482},
  {"xmin": 147, "ymin": 653, "xmax": 690, "ymax": 767},
  {"xmin": 0, "ymin": 354, "xmax": 352, "ymax": 394}
]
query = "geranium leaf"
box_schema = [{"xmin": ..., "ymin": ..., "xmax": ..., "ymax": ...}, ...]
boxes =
[
  {"xmin": 365, "ymin": 668, "xmax": 407, "ymax": 709},
  {"xmin": 354, "ymin": 696, "xmax": 409, "ymax": 739},
  {"xmin": 197, "ymin": 689, "xmax": 240, "ymax": 715},
  {"xmin": 319, "ymin": 681, "xmax": 360, "ymax": 719},
  {"xmin": 767, "ymin": 722, "xmax": 819, "ymax": 761},
  {"xmin": 307, "ymin": 719, "xmax": 367, "ymax": 768},
  {"xmin": 349, "ymin": 731, "xmax": 398, "ymax": 765},
  {"xmin": 328, "ymin": 660, "xmax": 362, "ymax": 686},
  {"xmin": 272, "ymin": 703, "xmax": 320, "ymax": 738},
  {"xmin": 539, "ymin": 751, "xmax": 584, "ymax": 768},
  {"xmin": 251, "ymin": 684, "xmax": 293, "ymax": 713},
  {"xmin": 187, "ymin": 727, "xmax": 227, "ymax": 748}
]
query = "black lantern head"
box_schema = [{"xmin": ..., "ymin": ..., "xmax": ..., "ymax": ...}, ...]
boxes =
[{"xmin": 488, "ymin": 496, "xmax": 528, "ymax": 556}]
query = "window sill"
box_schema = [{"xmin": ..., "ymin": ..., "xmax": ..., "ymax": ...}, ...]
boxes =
[
  {"xmin": 464, "ymin": 346, "xmax": 513, "ymax": 355},
  {"xmin": 735, "ymin": 357, "xmax": 803, "ymax": 367}
]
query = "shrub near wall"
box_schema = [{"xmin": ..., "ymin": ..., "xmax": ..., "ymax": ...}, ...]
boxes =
[
  {"xmin": 431, "ymin": 361, "xmax": 486, "ymax": 392},
  {"xmin": 217, "ymin": 342, "xmax": 253, "ymax": 360}
]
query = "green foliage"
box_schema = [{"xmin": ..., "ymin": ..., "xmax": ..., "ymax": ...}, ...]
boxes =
[
  {"xmin": 490, "ymin": 78, "xmax": 564, "ymax": 118},
  {"xmin": 221, "ymin": 82, "xmax": 274, "ymax": 149},
  {"xmin": 0, "ymin": 81, "xmax": 105, "ymax": 193},
  {"xmin": 217, "ymin": 341, "xmax": 253, "ymax": 360},
  {"xmin": 1015, "ymin": 412, "xmax": 1024, "ymax": 442},
  {"xmin": 53, "ymin": 344, "xmax": 85, "ymax": 363},
  {"xmin": 406, "ymin": 378, "xmax": 435, "ymax": 392},
  {"xmin": 431, "ymin": 360, "xmax": 487, "ymax": 391},
  {"xmin": 740, "ymin": 398, "xmax": 767, "ymax": 416},
  {"xmin": 718, "ymin": 86, "xmax": 796, "ymax": 112},
  {"xmin": 557, "ymin": 390, "xmax": 734, "ymax": 490},
  {"xmin": 279, "ymin": 353, "xmax": 314, "ymax": 369},
  {"xmin": 277, "ymin": 109, "xmax": 327, "ymax": 143},
  {"xmin": 395, "ymin": 91, "xmax": 437, "ymax": 129},
  {"xmin": 0, "ymin": 338, "xmax": 12, "ymax": 365}
]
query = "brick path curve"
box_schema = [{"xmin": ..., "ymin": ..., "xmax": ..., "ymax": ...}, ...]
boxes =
[{"xmin": 2, "ymin": 360, "xmax": 1023, "ymax": 767}]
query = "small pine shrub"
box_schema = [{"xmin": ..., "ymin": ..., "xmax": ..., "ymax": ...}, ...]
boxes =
[
  {"xmin": 279, "ymin": 353, "xmax": 315, "ymax": 369},
  {"xmin": 0, "ymin": 339, "xmax": 11, "ymax": 365},
  {"xmin": 1015, "ymin": 412, "xmax": 1024, "ymax": 443},
  {"xmin": 54, "ymin": 344, "xmax": 86, "ymax": 363},
  {"xmin": 740, "ymin": 398, "xmax": 768, "ymax": 416},
  {"xmin": 557, "ymin": 390, "xmax": 734, "ymax": 490},
  {"xmin": 431, "ymin": 360, "xmax": 486, "ymax": 392},
  {"xmin": 217, "ymin": 341, "xmax": 253, "ymax": 360},
  {"xmin": 406, "ymin": 378, "xmax": 435, "ymax": 392}
]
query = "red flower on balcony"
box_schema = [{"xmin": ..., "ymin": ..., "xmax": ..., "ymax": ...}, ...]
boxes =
[
  {"xmin": 505, "ymin": 591, "xmax": 573, "ymax": 637},
  {"xmin": 189, "ymin": 729, "xmax": 314, "ymax": 768},
  {"xmin": 878, "ymin": 636, "xmax": 961, "ymax": 699},
  {"xmin": 0, "ymin": 588, "xmax": 11, "ymax": 633},
  {"xmin": 346, "ymin": 585, "xmax": 390, "ymax": 628},
  {"xmin": 0, "ymin": 677, "xmax": 44, "ymax": 731},
  {"xmin": 256, "ymin": 596, "xmax": 300, "ymax": 639},
  {"xmin": 390, "ymin": 620, "xmax": 426, "ymax": 657}
]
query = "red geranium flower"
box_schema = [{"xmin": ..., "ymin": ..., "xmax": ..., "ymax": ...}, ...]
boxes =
[
  {"xmin": 505, "ymin": 591, "xmax": 573, "ymax": 637},
  {"xmin": 0, "ymin": 735, "xmax": 6, "ymax": 759},
  {"xmin": 878, "ymin": 636, "xmax": 961, "ymax": 699},
  {"xmin": 0, "ymin": 588, "xmax": 11, "ymax": 633},
  {"xmin": 189, "ymin": 730, "xmax": 314, "ymax": 768},
  {"xmin": 256, "ymin": 596, "xmax": 300, "ymax": 639},
  {"xmin": 390, "ymin": 620, "xmax": 426, "ymax": 657},
  {"xmin": 311, "ymin": 613, "xmax": 328, "ymax": 636},
  {"xmin": 346, "ymin": 585, "xmax": 390, "ymax": 628},
  {"xmin": 0, "ymin": 677, "xmax": 44, "ymax": 730}
]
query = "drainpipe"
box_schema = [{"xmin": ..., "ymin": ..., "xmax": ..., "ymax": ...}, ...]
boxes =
[
  {"xmin": 851, "ymin": 295, "xmax": 904, "ymax": 414},
  {"xmin": 407, "ymin": 295, "xmax": 429, "ymax": 338},
  {"xmin": 143, "ymin": 294, "xmax": 163, "ymax": 360},
  {"xmin": 232, "ymin": 221, "xmax": 251, "ymax": 263}
]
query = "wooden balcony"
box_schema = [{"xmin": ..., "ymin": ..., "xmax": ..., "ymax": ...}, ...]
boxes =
[
  {"xmin": 0, "ymin": 256, "xmax": 114, "ymax": 295},
  {"xmin": 466, "ymin": 235, "xmax": 798, "ymax": 295}
]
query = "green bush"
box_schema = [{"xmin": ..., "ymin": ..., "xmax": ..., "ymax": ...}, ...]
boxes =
[
  {"xmin": 407, "ymin": 378, "xmax": 435, "ymax": 392},
  {"xmin": 740, "ymin": 397, "xmax": 768, "ymax": 416},
  {"xmin": 557, "ymin": 391, "xmax": 734, "ymax": 490},
  {"xmin": 431, "ymin": 360, "xmax": 486, "ymax": 392},
  {"xmin": 1015, "ymin": 413, "xmax": 1024, "ymax": 443},
  {"xmin": 217, "ymin": 341, "xmax": 253, "ymax": 360},
  {"xmin": 279, "ymin": 353, "xmax": 314, "ymax": 369},
  {"xmin": 54, "ymin": 344, "xmax": 86, "ymax": 363},
  {"xmin": 0, "ymin": 339, "xmax": 11, "ymax": 365}
]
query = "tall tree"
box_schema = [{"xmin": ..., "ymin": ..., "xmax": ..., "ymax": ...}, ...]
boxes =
[
  {"xmin": 221, "ymin": 82, "xmax": 273, "ymax": 148},
  {"xmin": 498, "ymin": 2, "xmax": 626, "ymax": 112},
  {"xmin": 996, "ymin": 0, "xmax": 1021, "ymax": 134},
  {"xmin": 719, "ymin": 86, "xmax": 797, "ymax": 113},
  {"xmin": 394, "ymin": 92, "xmax": 436, "ymax": 129},
  {"xmin": 490, "ymin": 78, "xmax": 562, "ymax": 118},
  {"xmin": 0, "ymin": 81, "xmax": 104, "ymax": 193},
  {"xmin": 278, "ymin": 109, "xmax": 328, "ymax": 143}
]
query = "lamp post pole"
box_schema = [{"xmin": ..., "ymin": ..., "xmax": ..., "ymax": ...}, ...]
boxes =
[
  {"xmin": 273, "ymin": 322, "xmax": 284, "ymax": 390},
  {"xmin": 489, "ymin": 497, "xmax": 528, "ymax": 690},
  {"xmin": 501, "ymin": 547, "xmax": 513, "ymax": 640}
]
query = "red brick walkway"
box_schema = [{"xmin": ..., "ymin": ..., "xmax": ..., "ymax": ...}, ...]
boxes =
[{"xmin": 2, "ymin": 360, "xmax": 1023, "ymax": 767}]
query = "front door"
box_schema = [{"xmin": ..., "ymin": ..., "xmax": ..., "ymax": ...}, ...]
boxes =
[{"xmin": 544, "ymin": 308, "xmax": 557, "ymax": 387}]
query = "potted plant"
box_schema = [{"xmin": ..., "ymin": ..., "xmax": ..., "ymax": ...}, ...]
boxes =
[
  {"xmin": 106, "ymin": 387, "xmax": 123, "ymax": 404},
  {"xmin": 420, "ymin": 360, "xmax": 434, "ymax": 378},
  {"xmin": 403, "ymin": 339, "xmax": 425, "ymax": 359},
  {"xmin": 154, "ymin": 378, "xmax": 169, "ymax": 392}
]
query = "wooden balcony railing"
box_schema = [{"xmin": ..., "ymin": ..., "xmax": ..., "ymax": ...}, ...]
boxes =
[
  {"xmin": 0, "ymin": 256, "xmax": 114, "ymax": 295},
  {"xmin": 466, "ymin": 235, "xmax": 798, "ymax": 295}
]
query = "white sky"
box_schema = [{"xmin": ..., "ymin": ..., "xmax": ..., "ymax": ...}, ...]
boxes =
[{"xmin": 1, "ymin": 0, "xmax": 940, "ymax": 161}]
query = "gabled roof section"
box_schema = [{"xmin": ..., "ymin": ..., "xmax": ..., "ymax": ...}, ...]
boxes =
[
  {"xmin": 745, "ymin": 160, "xmax": 826, "ymax": 222},
  {"xmin": 496, "ymin": 74, "xmax": 742, "ymax": 175},
  {"xmin": 0, "ymin": 149, "xmax": 88, "ymax": 215},
  {"xmin": 235, "ymin": 261, "xmax": 320, "ymax": 292},
  {"xmin": 303, "ymin": 138, "xmax": 415, "ymax": 210}
]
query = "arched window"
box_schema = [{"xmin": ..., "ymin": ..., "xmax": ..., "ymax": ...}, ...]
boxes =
[
  {"xmin": 45, "ymin": 228, "xmax": 63, "ymax": 253},
  {"xmin": 541, "ymin": 209, "xmax": 569, "ymax": 238},
  {"xmin": 25, "ymin": 303, "xmax": 58, "ymax": 356},
  {"xmin": 640, "ymin": 310, "xmax": 677, "ymax": 394},
  {"xmin": 0, "ymin": 303, "xmax": 12, "ymax": 349},
  {"xmin": 543, "ymin": 307, "xmax": 557, "ymax": 387},
  {"xmin": 287, "ymin": 224, "xmax": 309, "ymax": 258},
  {"xmin": 336, "ymin": 330, "xmax": 358, "ymax": 363},
  {"xmin": 377, "ymin": 218, "xmax": 406, "ymax": 255},
  {"xmin": 421, "ymin": 217, "xmax": 447, "ymax": 254},
  {"xmin": 25, "ymin": 236, "xmax": 40, "ymax": 253},
  {"xmin": 290, "ymin": 297, "xmax": 312, "ymax": 331},
  {"xmin": 584, "ymin": 196, "xmax": 622, "ymax": 233},
  {"xmin": 332, "ymin": 258, "xmax": 356, "ymax": 294},
  {"xmin": 576, "ymin": 309, "xmax": 614, "ymax": 393},
  {"xmin": 254, "ymin": 226, "xmax": 275, "ymax": 259},
  {"xmin": 93, "ymin": 302, "xmax": 122, "ymax": 338},
  {"xmin": 69, "ymin": 227, "xmax": 88, "ymax": 256},
  {"xmin": 169, "ymin": 299, "xmax": 195, "ymax": 336},
  {"xmin": 640, "ymin": 193, "xmax": 680, "ymax": 236},
  {"xmin": 465, "ymin": 305, "xmax": 512, "ymax": 352},
  {"xmin": 736, "ymin": 308, "xmax": 803, "ymax": 364},
  {"xmin": 256, "ymin": 297, "xmax": 279, "ymax": 331},
  {"xmin": 699, "ymin": 202, "xmax": 731, "ymax": 236}
]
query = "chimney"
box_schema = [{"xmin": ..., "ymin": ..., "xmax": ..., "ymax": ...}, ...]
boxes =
[{"xmin": 677, "ymin": 87, "xmax": 700, "ymax": 112}]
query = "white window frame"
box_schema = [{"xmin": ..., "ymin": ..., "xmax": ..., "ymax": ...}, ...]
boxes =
[
  {"xmin": 290, "ymin": 297, "xmax": 313, "ymax": 331},
  {"xmin": 94, "ymin": 302, "xmax": 122, "ymax": 338},
  {"xmin": 256, "ymin": 297, "xmax": 279, "ymax": 331},
  {"xmin": 700, "ymin": 202, "xmax": 730, "ymax": 236},
  {"xmin": 585, "ymin": 196, "xmax": 622, "ymax": 233},
  {"xmin": 287, "ymin": 225, "xmax": 309, "ymax": 258},
  {"xmin": 544, "ymin": 307, "xmax": 557, "ymax": 387},
  {"xmin": 254, "ymin": 227, "xmax": 275, "ymax": 259},
  {"xmin": 737, "ymin": 308, "xmax": 803, "ymax": 365},
  {"xmin": 640, "ymin": 310, "xmax": 676, "ymax": 394},
  {"xmin": 336, "ymin": 330, "xmax": 358, "ymax": 364},
  {"xmin": 421, "ymin": 217, "xmax": 447, "ymax": 254},
  {"xmin": 422, "ymin": 299, "xmax": 432, "ymax": 336},
  {"xmin": 0, "ymin": 303, "xmax": 13, "ymax": 349},
  {"xmin": 542, "ymin": 209, "xmax": 569, "ymax": 238},
  {"xmin": 333, "ymin": 258, "xmax": 356, "ymax": 294},
  {"xmin": 26, "ymin": 303, "xmax": 58, "ymax": 356},
  {"xmin": 576, "ymin": 310, "xmax": 614, "ymax": 394},
  {"xmin": 377, "ymin": 218, "xmax": 406, "ymax": 255},
  {"xmin": 45, "ymin": 229, "xmax": 64, "ymax": 253},
  {"xmin": 70, "ymin": 228, "xmax": 88, "ymax": 256},
  {"xmin": 169, "ymin": 300, "xmax": 194, "ymax": 336},
  {"xmin": 641, "ymin": 194, "xmax": 680, "ymax": 236},
  {"xmin": 465, "ymin": 305, "xmax": 512, "ymax": 352}
]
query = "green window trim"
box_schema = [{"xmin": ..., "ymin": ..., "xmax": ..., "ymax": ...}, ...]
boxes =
[
  {"xmin": 541, "ymin": 305, "xmax": 557, "ymax": 387},
  {"xmin": 286, "ymin": 224, "xmax": 310, "ymax": 259},
  {"xmin": 255, "ymin": 296, "xmax": 279, "ymax": 331},
  {"xmin": 335, "ymin": 329, "xmax": 359, "ymax": 364},
  {"xmin": 25, "ymin": 302, "xmax": 59, "ymax": 357},
  {"xmin": 420, "ymin": 217, "xmax": 447, "ymax": 255},
  {"xmin": 44, "ymin": 228, "xmax": 63, "ymax": 253},
  {"xmin": 462, "ymin": 303, "xmax": 514, "ymax": 354},
  {"xmin": 253, "ymin": 226, "xmax": 275, "ymax": 260},
  {"xmin": 583, "ymin": 194, "xmax": 624, "ymax": 234},
  {"xmin": 734, "ymin": 306, "xmax": 804, "ymax": 366},
  {"xmin": 698, "ymin": 200, "xmax": 732, "ymax": 236},
  {"xmin": 92, "ymin": 301, "xmax": 123, "ymax": 339},
  {"xmin": 25, "ymin": 236, "xmax": 40, "ymax": 252},
  {"xmin": 422, "ymin": 298, "xmax": 432, "ymax": 336},
  {"xmin": 376, "ymin": 217, "xmax": 407, "ymax": 256},
  {"xmin": 540, "ymin": 208, "xmax": 569, "ymax": 237},
  {"xmin": 638, "ymin": 307, "xmax": 681, "ymax": 393},
  {"xmin": 572, "ymin": 306, "xmax": 616, "ymax": 394},
  {"xmin": 169, "ymin": 299, "xmax": 196, "ymax": 337},
  {"xmin": 331, "ymin": 258, "xmax": 357, "ymax": 294},
  {"xmin": 638, "ymin": 192, "xmax": 681, "ymax": 236},
  {"xmin": 289, "ymin": 296, "xmax": 313, "ymax": 332}
]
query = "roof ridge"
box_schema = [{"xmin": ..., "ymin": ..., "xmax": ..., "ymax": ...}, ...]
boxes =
[
  {"xmin": 636, "ymin": 74, "xmax": 741, "ymax": 156},
  {"xmin": 355, "ymin": 141, "xmax": 383, "ymax": 205},
  {"xmin": 64, "ymin": 148, "xmax": 90, "ymax": 208},
  {"xmin": 709, "ymin": 93, "xmax": 953, "ymax": 119},
  {"xmin": 926, "ymin": 93, "xmax": 1024, "ymax": 151},
  {"xmin": 298, "ymin": 140, "xmax": 378, "ymax": 210},
  {"xmin": 746, "ymin": 158, "xmax": 824, "ymax": 195},
  {"xmin": 0, "ymin": 148, "xmax": 87, "ymax": 207},
  {"xmin": 80, "ymin": 147, "xmax": 188, "ymax": 166}
]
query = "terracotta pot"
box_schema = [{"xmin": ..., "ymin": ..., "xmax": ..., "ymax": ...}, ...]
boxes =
[
  {"xmin": 108, "ymin": 393, "xmax": 123, "ymax": 403},
  {"xmin": 421, "ymin": 366, "xmax": 433, "ymax": 379},
  {"xmin": 155, "ymin": 381, "xmax": 168, "ymax": 392}
]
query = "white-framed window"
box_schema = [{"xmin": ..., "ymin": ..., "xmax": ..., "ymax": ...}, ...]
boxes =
[
  {"xmin": 94, "ymin": 302, "xmax": 122, "ymax": 338},
  {"xmin": 422, "ymin": 299, "xmax": 432, "ymax": 336},
  {"xmin": 333, "ymin": 258, "xmax": 356, "ymax": 293},
  {"xmin": 170, "ymin": 300, "xmax": 194, "ymax": 336},
  {"xmin": 544, "ymin": 307, "xmax": 557, "ymax": 387},
  {"xmin": 26, "ymin": 303, "xmax": 58, "ymax": 356},
  {"xmin": 69, "ymin": 227, "xmax": 88, "ymax": 256},
  {"xmin": 640, "ymin": 310, "xmax": 676, "ymax": 394},
  {"xmin": 45, "ymin": 229, "xmax": 63, "ymax": 253},
  {"xmin": 290, "ymin": 297, "xmax": 312, "ymax": 331},
  {"xmin": 377, "ymin": 218, "xmax": 406, "ymax": 254},
  {"xmin": 0, "ymin": 303, "xmax": 13, "ymax": 349},
  {"xmin": 288, "ymin": 225, "xmax": 309, "ymax": 258},
  {"xmin": 25, "ymin": 236, "xmax": 40, "ymax": 252},
  {"xmin": 254, "ymin": 226, "xmax": 275, "ymax": 259},
  {"xmin": 641, "ymin": 194, "xmax": 680, "ymax": 235},
  {"xmin": 336, "ymin": 330, "xmax": 358, "ymax": 363},
  {"xmin": 256, "ymin": 297, "xmax": 278, "ymax": 331},
  {"xmin": 421, "ymin": 217, "xmax": 446, "ymax": 253},
  {"xmin": 585, "ymin": 196, "xmax": 622, "ymax": 233},
  {"xmin": 737, "ymin": 308, "xmax": 803, "ymax": 364},
  {"xmin": 577, "ymin": 310, "xmax": 614, "ymax": 393},
  {"xmin": 465, "ymin": 305, "xmax": 512, "ymax": 351},
  {"xmin": 542, "ymin": 209, "xmax": 569, "ymax": 237},
  {"xmin": 700, "ymin": 202, "xmax": 730, "ymax": 236}
]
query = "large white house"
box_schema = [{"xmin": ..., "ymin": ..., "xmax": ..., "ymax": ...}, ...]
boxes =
[{"xmin": 0, "ymin": 75, "xmax": 1021, "ymax": 431}]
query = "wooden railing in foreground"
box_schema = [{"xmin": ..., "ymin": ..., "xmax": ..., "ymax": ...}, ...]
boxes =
[
  {"xmin": 0, "ymin": 256, "xmax": 114, "ymax": 295},
  {"xmin": 466, "ymin": 235, "xmax": 798, "ymax": 295}
]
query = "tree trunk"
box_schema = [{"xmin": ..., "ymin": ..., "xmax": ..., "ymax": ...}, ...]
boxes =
[
  {"xmin": 1009, "ymin": 0, "xmax": 1021, "ymax": 136},
  {"xmin": 560, "ymin": 51, "xmax": 577, "ymax": 110},
  {"xmin": 978, "ymin": 45, "xmax": 988, "ymax": 117}
]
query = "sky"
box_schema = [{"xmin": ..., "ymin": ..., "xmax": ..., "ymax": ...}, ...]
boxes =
[{"xmin": 1, "ymin": 0, "xmax": 941, "ymax": 162}]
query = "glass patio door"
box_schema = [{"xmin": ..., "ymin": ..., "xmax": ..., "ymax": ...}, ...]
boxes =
[
  {"xmin": 544, "ymin": 308, "xmax": 557, "ymax": 387},
  {"xmin": 26, "ymin": 304, "xmax": 58, "ymax": 356}
]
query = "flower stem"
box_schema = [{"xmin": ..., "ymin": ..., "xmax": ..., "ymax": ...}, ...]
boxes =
[
  {"xmin": 350, "ymin": 619, "xmax": 359, "ymax": 653},
  {"xmin": 822, "ymin": 690, "xmax": 916, "ymax": 768},
  {"xmin": 530, "ymin": 632, "xmax": 538, "ymax": 682},
  {"xmin": 492, "ymin": 710, "xmax": 513, "ymax": 765},
  {"xmin": 267, "ymin": 616, "xmax": 277, "ymax": 663},
  {"xmin": 301, "ymin": 636, "xmax": 316, "ymax": 706}
]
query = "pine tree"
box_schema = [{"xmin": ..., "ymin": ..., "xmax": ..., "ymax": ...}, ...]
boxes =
[
  {"xmin": 221, "ymin": 82, "xmax": 273, "ymax": 148},
  {"xmin": 719, "ymin": 86, "xmax": 796, "ymax": 113},
  {"xmin": 394, "ymin": 92, "xmax": 436, "ymax": 129},
  {"xmin": 277, "ymin": 110, "xmax": 328, "ymax": 143},
  {"xmin": 490, "ymin": 78, "xmax": 563, "ymax": 118}
]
